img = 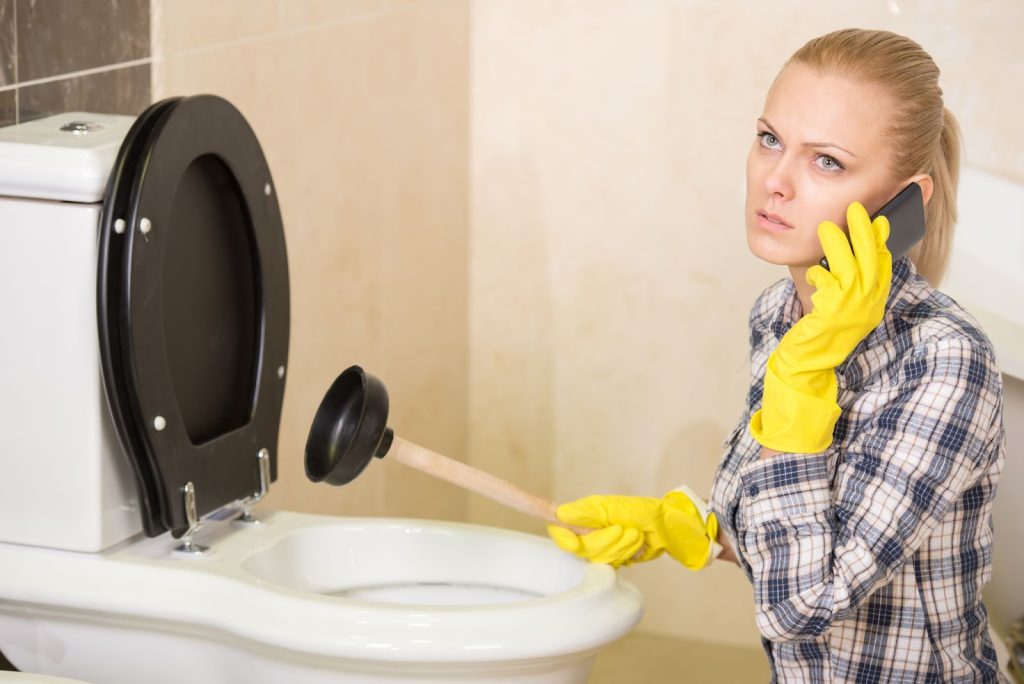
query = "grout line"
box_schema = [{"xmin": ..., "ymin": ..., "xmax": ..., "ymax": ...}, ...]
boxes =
[
  {"xmin": 162, "ymin": 7, "xmax": 402, "ymax": 60},
  {"xmin": 149, "ymin": 0, "xmax": 161, "ymax": 98},
  {"xmin": 275, "ymin": 0, "xmax": 286, "ymax": 37},
  {"xmin": 3, "ymin": 4, "xmax": 409, "ymax": 107},
  {"xmin": 5, "ymin": 57, "xmax": 152, "ymax": 92}
]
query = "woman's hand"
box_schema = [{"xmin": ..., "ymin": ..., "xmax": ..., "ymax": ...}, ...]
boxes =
[
  {"xmin": 750, "ymin": 201, "xmax": 893, "ymax": 454},
  {"xmin": 547, "ymin": 486, "xmax": 720, "ymax": 570}
]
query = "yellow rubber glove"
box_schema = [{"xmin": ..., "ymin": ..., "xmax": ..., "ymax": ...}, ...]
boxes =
[
  {"xmin": 547, "ymin": 485, "xmax": 720, "ymax": 570},
  {"xmin": 750, "ymin": 201, "xmax": 893, "ymax": 453}
]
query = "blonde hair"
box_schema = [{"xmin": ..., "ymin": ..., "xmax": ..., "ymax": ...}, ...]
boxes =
[{"xmin": 787, "ymin": 29, "xmax": 961, "ymax": 286}]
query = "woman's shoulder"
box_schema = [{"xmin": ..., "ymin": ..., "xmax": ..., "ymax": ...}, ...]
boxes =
[
  {"xmin": 853, "ymin": 276, "xmax": 1006, "ymax": 458},
  {"xmin": 892, "ymin": 275, "xmax": 996, "ymax": 358},
  {"xmin": 858, "ymin": 270, "xmax": 1002, "ymax": 390}
]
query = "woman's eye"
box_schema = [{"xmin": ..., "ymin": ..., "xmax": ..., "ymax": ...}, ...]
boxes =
[
  {"xmin": 757, "ymin": 131, "xmax": 781, "ymax": 149},
  {"xmin": 816, "ymin": 155, "xmax": 845, "ymax": 172}
]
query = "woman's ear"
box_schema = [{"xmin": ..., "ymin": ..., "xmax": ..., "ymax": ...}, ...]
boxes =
[{"xmin": 907, "ymin": 173, "xmax": 934, "ymax": 205}]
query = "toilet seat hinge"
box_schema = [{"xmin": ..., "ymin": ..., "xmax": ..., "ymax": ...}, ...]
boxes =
[
  {"xmin": 234, "ymin": 448, "xmax": 271, "ymax": 527},
  {"xmin": 174, "ymin": 481, "xmax": 209, "ymax": 555}
]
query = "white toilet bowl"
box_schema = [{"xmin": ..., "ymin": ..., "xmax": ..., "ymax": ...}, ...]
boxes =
[{"xmin": 0, "ymin": 511, "xmax": 642, "ymax": 683}]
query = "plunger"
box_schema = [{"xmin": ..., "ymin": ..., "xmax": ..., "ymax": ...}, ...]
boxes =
[{"xmin": 305, "ymin": 365, "xmax": 591, "ymax": 535}]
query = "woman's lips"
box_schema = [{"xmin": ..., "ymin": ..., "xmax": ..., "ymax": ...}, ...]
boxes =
[{"xmin": 756, "ymin": 211, "xmax": 793, "ymax": 232}]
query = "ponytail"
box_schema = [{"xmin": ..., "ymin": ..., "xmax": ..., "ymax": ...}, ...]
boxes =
[{"xmin": 909, "ymin": 109, "xmax": 961, "ymax": 286}]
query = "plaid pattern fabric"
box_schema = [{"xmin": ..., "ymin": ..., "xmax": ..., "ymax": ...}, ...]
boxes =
[{"xmin": 709, "ymin": 257, "xmax": 1008, "ymax": 683}]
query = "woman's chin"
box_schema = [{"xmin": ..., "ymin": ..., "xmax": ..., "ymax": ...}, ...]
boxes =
[{"xmin": 746, "ymin": 230, "xmax": 800, "ymax": 266}]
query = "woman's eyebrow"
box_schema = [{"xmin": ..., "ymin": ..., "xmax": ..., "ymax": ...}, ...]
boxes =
[{"xmin": 758, "ymin": 117, "xmax": 858, "ymax": 158}]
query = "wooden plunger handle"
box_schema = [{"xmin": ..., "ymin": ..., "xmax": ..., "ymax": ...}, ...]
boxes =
[{"xmin": 389, "ymin": 436, "xmax": 592, "ymax": 536}]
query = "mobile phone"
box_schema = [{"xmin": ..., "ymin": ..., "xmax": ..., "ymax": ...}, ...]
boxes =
[{"xmin": 819, "ymin": 181, "xmax": 926, "ymax": 271}]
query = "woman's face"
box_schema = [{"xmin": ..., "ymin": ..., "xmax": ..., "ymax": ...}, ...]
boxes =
[{"xmin": 745, "ymin": 63, "xmax": 903, "ymax": 269}]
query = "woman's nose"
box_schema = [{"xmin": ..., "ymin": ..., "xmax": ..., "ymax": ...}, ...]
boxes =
[{"xmin": 762, "ymin": 159, "xmax": 794, "ymax": 200}]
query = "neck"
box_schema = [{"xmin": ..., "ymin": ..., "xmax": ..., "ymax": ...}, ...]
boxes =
[{"xmin": 789, "ymin": 265, "xmax": 814, "ymax": 319}]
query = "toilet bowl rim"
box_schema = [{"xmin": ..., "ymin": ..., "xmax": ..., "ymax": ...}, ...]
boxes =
[{"xmin": 0, "ymin": 511, "xmax": 645, "ymax": 663}]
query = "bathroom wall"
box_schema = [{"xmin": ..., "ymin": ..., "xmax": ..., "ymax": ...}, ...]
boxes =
[
  {"xmin": 467, "ymin": 0, "xmax": 1024, "ymax": 648},
  {"xmin": 151, "ymin": 0, "xmax": 471, "ymax": 522},
  {"xmin": 0, "ymin": 0, "xmax": 150, "ymax": 127}
]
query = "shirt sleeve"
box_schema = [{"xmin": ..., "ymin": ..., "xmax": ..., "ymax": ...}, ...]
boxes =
[{"xmin": 735, "ymin": 337, "xmax": 1003, "ymax": 642}]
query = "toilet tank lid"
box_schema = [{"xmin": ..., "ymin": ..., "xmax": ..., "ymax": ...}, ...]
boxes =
[{"xmin": 0, "ymin": 112, "xmax": 136, "ymax": 203}]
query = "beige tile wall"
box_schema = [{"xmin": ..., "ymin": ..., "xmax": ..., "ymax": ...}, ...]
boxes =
[
  {"xmin": 152, "ymin": 0, "xmax": 471, "ymax": 521},
  {"xmin": 468, "ymin": 0, "xmax": 775, "ymax": 648},
  {"xmin": 468, "ymin": 0, "xmax": 1024, "ymax": 648}
]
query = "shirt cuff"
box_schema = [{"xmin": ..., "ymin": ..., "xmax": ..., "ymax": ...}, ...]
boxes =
[{"xmin": 738, "ymin": 453, "xmax": 830, "ymax": 526}]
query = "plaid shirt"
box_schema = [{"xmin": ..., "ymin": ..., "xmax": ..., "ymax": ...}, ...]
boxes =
[{"xmin": 709, "ymin": 256, "xmax": 1007, "ymax": 683}]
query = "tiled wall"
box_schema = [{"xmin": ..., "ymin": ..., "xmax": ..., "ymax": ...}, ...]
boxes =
[
  {"xmin": 0, "ymin": 0, "xmax": 150, "ymax": 127},
  {"xmin": 153, "ymin": 1, "xmax": 472, "ymax": 525}
]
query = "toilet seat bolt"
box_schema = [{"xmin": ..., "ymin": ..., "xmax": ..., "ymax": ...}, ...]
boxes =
[
  {"xmin": 235, "ymin": 448, "xmax": 271, "ymax": 526},
  {"xmin": 153, "ymin": 415, "xmax": 166, "ymax": 431},
  {"xmin": 174, "ymin": 482, "xmax": 209, "ymax": 555}
]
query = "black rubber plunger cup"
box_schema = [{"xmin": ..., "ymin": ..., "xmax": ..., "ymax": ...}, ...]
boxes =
[
  {"xmin": 304, "ymin": 366, "xmax": 597, "ymax": 538},
  {"xmin": 305, "ymin": 365, "xmax": 395, "ymax": 485}
]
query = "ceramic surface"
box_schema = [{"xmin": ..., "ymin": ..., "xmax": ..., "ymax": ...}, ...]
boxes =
[{"xmin": 0, "ymin": 511, "xmax": 643, "ymax": 683}]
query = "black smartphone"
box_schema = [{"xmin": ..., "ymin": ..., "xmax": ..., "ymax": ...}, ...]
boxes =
[{"xmin": 819, "ymin": 181, "xmax": 926, "ymax": 271}]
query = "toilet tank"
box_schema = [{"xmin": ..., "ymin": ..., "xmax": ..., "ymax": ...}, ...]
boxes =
[{"xmin": 0, "ymin": 113, "xmax": 143, "ymax": 552}]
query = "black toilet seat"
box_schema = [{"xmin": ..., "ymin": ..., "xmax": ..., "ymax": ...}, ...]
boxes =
[{"xmin": 98, "ymin": 96, "xmax": 290, "ymax": 537}]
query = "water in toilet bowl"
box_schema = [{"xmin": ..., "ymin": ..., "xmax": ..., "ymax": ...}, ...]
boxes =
[{"xmin": 333, "ymin": 582, "xmax": 541, "ymax": 605}]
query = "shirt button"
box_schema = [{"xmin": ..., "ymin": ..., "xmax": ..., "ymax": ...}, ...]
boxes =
[{"xmin": 747, "ymin": 485, "xmax": 759, "ymax": 498}]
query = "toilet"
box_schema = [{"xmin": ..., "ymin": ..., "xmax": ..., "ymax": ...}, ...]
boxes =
[{"xmin": 0, "ymin": 97, "xmax": 643, "ymax": 683}]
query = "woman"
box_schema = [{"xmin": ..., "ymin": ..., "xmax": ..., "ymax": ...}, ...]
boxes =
[{"xmin": 548, "ymin": 28, "xmax": 1007, "ymax": 682}]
